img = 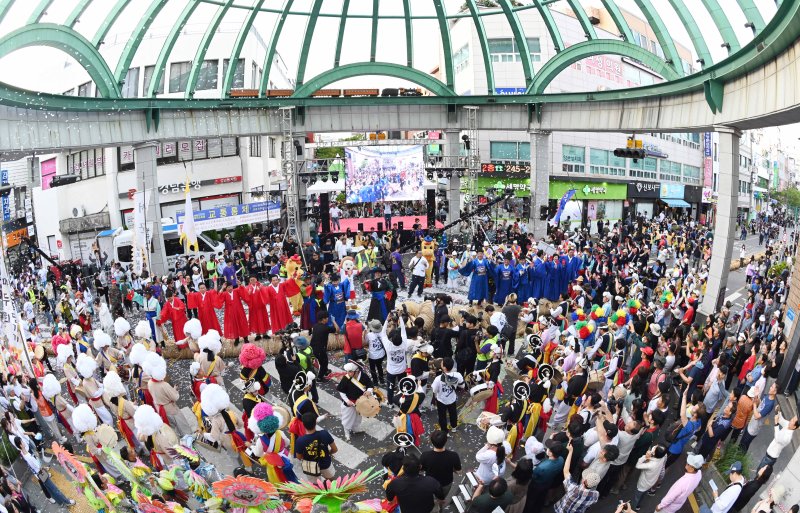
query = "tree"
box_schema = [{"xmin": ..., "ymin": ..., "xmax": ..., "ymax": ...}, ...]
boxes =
[
  {"xmin": 314, "ymin": 134, "xmax": 364, "ymax": 160},
  {"xmin": 771, "ymin": 187, "xmax": 800, "ymax": 218}
]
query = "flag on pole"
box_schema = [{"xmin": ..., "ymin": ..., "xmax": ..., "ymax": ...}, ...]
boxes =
[
  {"xmin": 179, "ymin": 178, "xmax": 199, "ymax": 253},
  {"xmin": 550, "ymin": 188, "xmax": 576, "ymax": 227}
]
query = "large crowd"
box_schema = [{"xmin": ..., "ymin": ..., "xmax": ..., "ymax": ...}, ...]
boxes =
[{"xmin": 0, "ymin": 206, "xmax": 799, "ymax": 513}]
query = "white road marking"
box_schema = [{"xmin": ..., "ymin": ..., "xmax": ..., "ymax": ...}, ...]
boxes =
[{"xmin": 725, "ymin": 291, "xmax": 742, "ymax": 303}]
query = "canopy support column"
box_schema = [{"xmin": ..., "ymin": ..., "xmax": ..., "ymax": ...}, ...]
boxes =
[
  {"xmin": 699, "ymin": 127, "xmax": 741, "ymax": 319},
  {"xmin": 134, "ymin": 142, "xmax": 168, "ymax": 277},
  {"xmin": 529, "ymin": 130, "xmax": 551, "ymax": 241},
  {"xmin": 445, "ymin": 129, "xmax": 462, "ymax": 225}
]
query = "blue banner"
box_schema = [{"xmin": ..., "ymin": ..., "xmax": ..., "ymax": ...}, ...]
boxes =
[
  {"xmin": 176, "ymin": 200, "xmax": 280, "ymax": 223},
  {"xmin": 494, "ymin": 87, "xmax": 527, "ymax": 95},
  {"xmin": 1, "ymin": 169, "xmax": 9, "ymax": 222},
  {"xmin": 551, "ymin": 188, "xmax": 576, "ymax": 226}
]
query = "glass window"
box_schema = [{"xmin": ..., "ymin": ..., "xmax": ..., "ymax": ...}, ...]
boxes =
[
  {"xmin": 491, "ymin": 142, "xmax": 519, "ymax": 160},
  {"xmin": 169, "ymin": 62, "xmax": 191, "ymax": 93},
  {"xmin": 518, "ymin": 142, "xmax": 530, "ymax": 161},
  {"xmin": 630, "ymin": 157, "xmax": 657, "ymax": 179},
  {"xmin": 589, "ymin": 148, "xmax": 626, "ymax": 176},
  {"xmin": 562, "ymin": 145, "xmax": 585, "ymax": 173},
  {"xmin": 453, "ymin": 45, "xmax": 470, "ymax": 74},
  {"xmin": 659, "ymin": 160, "xmax": 682, "ymax": 182},
  {"xmin": 250, "ymin": 136, "xmax": 261, "ymax": 157},
  {"xmin": 196, "ymin": 60, "xmax": 219, "ymax": 91},
  {"xmin": 143, "ymin": 65, "xmax": 164, "ymax": 95},
  {"xmin": 489, "ymin": 38, "xmax": 541, "ymax": 64},
  {"xmin": 77, "ymin": 82, "xmax": 92, "ymax": 97},
  {"xmin": 268, "ymin": 137, "xmax": 275, "ymax": 158},
  {"xmin": 122, "ymin": 67, "xmax": 139, "ymax": 98},
  {"xmin": 683, "ymin": 164, "xmax": 701, "ymax": 185},
  {"xmin": 590, "ymin": 148, "xmax": 608, "ymax": 166},
  {"xmin": 526, "ymin": 38, "xmax": 541, "ymax": 53},
  {"xmin": 223, "ymin": 58, "xmax": 245, "ymax": 89}
]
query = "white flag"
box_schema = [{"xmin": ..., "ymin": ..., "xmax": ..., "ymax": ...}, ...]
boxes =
[{"xmin": 179, "ymin": 179, "xmax": 199, "ymax": 253}]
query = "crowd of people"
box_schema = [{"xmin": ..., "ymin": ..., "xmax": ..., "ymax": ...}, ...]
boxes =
[{"xmin": 0, "ymin": 205, "xmax": 799, "ymax": 513}]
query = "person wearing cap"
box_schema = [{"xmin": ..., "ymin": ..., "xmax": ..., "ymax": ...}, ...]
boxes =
[
  {"xmin": 323, "ymin": 272, "xmax": 351, "ymax": 332},
  {"xmin": 530, "ymin": 250, "xmax": 546, "ymax": 300},
  {"xmin": 492, "ymin": 253, "xmax": 518, "ymax": 306},
  {"xmin": 700, "ymin": 461, "xmax": 745, "ymax": 513},
  {"xmin": 288, "ymin": 371, "xmax": 321, "ymax": 450},
  {"xmin": 655, "ymin": 453, "xmax": 704, "ymax": 512},
  {"xmin": 476, "ymin": 426, "xmax": 511, "ymax": 485},
  {"xmin": 739, "ymin": 382, "xmax": 778, "ymax": 451},
  {"xmin": 337, "ymin": 361, "xmax": 375, "ymax": 441},
  {"xmin": 365, "ymin": 267, "xmax": 393, "ymax": 323},
  {"xmin": 552, "ymin": 440, "xmax": 600, "ymax": 513}
]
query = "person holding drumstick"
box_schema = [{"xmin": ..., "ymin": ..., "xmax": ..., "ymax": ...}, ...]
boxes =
[{"xmin": 338, "ymin": 362, "xmax": 376, "ymax": 441}]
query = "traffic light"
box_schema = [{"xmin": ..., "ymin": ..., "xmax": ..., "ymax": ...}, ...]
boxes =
[{"xmin": 613, "ymin": 137, "xmax": 646, "ymax": 161}]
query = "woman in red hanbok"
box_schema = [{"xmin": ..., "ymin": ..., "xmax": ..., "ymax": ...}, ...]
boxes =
[
  {"xmin": 187, "ymin": 284, "xmax": 221, "ymax": 334},
  {"xmin": 263, "ymin": 275, "xmax": 293, "ymax": 333},
  {"xmin": 156, "ymin": 290, "xmax": 188, "ymax": 342},
  {"xmin": 242, "ymin": 276, "xmax": 270, "ymax": 339},
  {"xmin": 216, "ymin": 284, "xmax": 250, "ymax": 345}
]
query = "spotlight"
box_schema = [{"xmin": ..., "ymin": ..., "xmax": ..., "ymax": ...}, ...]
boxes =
[
  {"xmin": 462, "ymin": 134, "xmax": 471, "ymax": 150},
  {"xmin": 309, "ymin": 177, "xmax": 317, "ymax": 185},
  {"xmin": 427, "ymin": 171, "xmax": 434, "ymax": 180},
  {"xmin": 301, "ymin": 175, "xmax": 308, "ymax": 184},
  {"xmin": 321, "ymin": 173, "xmax": 329, "ymax": 182},
  {"xmin": 293, "ymin": 140, "xmax": 303, "ymax": 156},
  {"xmin": 331, "ymin": 172, "xmax": 339, "ymax": 184},
  {"xmin": 437, "ymin": 170, "xmax": 444, "ymax": 179}
]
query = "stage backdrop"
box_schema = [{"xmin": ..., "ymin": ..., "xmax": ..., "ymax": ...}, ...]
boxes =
[{"xmin": 345, "ymin": 145, "xmax": 424, "ymax": 204}]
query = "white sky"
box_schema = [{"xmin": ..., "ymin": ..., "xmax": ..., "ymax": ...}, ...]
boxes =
[{"xmin": 0, "ymin": 0, "xmax": 796, "ymax": 143}]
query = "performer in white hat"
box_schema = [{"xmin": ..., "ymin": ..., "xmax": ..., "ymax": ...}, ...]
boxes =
[
  {"xmin": 200, "ymin": 383, "xmax": 252, "ymax": 469},
  {"xmin": 93, "ymin": 329, "xmax": 124, "ymax": 376},
  {"xmin": 40, "ymin": 374, "xmax": 71, "ymax": 442},
  {"xmin": 337, "ymin": 362, "xmax": 375, "ymax": 441},
  {"xmin": 102, "ymin": 371, "xmax": 142, "ymax": 454},
  {"xmin": 114, "ymin": 317, "xmax": 133, "ymax": 353},
  {"xmin": 193, "ymin": 332, "xmax": 226, "ymax": 399},
  {"xmin": 75, "ymin": 353, "xmax": 113, "ymax": 425},
  {"xmin": 134, "ymin": 404, "xmax": 178, "ymax": 471},
  {"xmin": 144, "ymin": 353, "xmax": 190, "ymax": 435}
]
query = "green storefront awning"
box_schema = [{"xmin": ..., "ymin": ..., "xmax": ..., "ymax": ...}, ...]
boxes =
[{"xmin": 661, "ymin": 198, "xmax": 690, "ymax": 208}]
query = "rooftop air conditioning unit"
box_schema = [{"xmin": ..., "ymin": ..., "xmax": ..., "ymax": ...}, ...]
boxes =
[{"xmin": 72, "ymin": 206, "xmax": 85, "ymax": 218}]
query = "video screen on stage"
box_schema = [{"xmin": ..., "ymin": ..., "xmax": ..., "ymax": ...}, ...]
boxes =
[{"xmin": 345, "ymin": 145, "xmax": 424, "ymax": 203}]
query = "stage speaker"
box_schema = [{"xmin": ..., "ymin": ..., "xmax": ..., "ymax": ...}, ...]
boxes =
[
  {"xmin": 358, "ymin": 222, "xmax": 364, "ymax": 232},
  {"xmin": 397, "ymin": 221, "xmax": 404, "ymax": 231},
  {"xmin": 319, "ymin": 193, "xmax": 331, "ymax": 232},
  {"xmin": 377, "ymin": 222, "xmax": 384, "ymax": 232},
  {"xmin": 426, "ymin": 189, "xmax": 436, "ymax": 230},
  {"xmin": 539, "ymin": 205, "xmax": 549, "ymax": 221}
]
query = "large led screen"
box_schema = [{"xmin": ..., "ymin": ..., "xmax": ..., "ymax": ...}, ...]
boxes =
[{"xmin": 345, "ymin": 145, "xmax": 424, "ymax": 203}]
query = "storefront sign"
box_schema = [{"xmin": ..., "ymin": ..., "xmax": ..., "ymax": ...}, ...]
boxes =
[
  {"xmin": 549, "ymin": 181, "xmax": 627, "ymax": 201},
  {"xmin": 176, "ymin": 200, "xmax": 281, "ymax": 232},
  {"xmin": 480, "ymin": 162, "xmax": 532, "ymax": 175},
  {"xmin": 470, "ymin": 177, "xmax": 531, "ymax": 198},
  {"xmin": 660, "ymin": 183, "xmax": 685, "ymax": 199},
  {"xmin": 627, "ymin": 181, "xmax": 661, "ymax": 199},
  {"xmin": 703, "ymin": 133, "xmax": 713, "ymax": 189},
  {"xmin": 1, "ymin": 169, "xmax": 9, "ymax": 222},
  {"xmin": 494, "ymin": 88, "xmax": 527, "ymax": 95},
  {"xmin": 40, "ymin": 159, "xmax": 57, "ymax": 190},
  {"xmin": 702, "ymin": 187, "xmax": 715, "ymax": 203},
  {"xmin": 4, "ymin": 228, "xmax": 27, "ymax": 248},
  {"xmin": 120, "ymin": 176, "xmax": 243, "ymax": 199}
]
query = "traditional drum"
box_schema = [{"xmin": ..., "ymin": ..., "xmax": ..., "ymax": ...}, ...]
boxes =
[
  {"xmin": 355, "ymin": 394, "xmax": 381, "ymax": 418},
  {"xmin": 476, "ymin": 411, "xmax": 502, "ymax": 431},
  {"xmin": 469, "ymin": 383, "xmax": 493, "ymax": 403},
  {"xmin": 587, "ymin": 369, "xmax": 605, "ymax": 391}
]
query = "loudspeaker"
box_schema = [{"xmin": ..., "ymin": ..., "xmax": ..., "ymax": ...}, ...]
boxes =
[
  {"xmin": 397, "ymin": 221, "xmax": 404, "ymax": 231},
  {"xmin": 319, "ymin": 193, "xmax": 330, "ymax": 232},
  {"xmin": 358, "ymin": 222, "xmax": 364, "ymax": 232},
  {"xmin": 377, "ymin": 222, "xmax": 384, "ymax": 232},
  {"xmin": 426, "ymin": 189, "xmax": 436, "ymax": 230},
  {"xmin": 539, "ymin": 205, "xmax": 549, "ymax": 221}
]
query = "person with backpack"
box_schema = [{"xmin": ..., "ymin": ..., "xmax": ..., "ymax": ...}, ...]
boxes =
[
  {"xmin": 665, "ymin": 387, "xmax": 702, "ymax": 467},
  {"xmin": 701, "ymin": 461, "xmax": 745, "ymax": 513}
]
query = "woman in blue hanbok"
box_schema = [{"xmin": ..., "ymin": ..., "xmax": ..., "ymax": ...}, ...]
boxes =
[
  {"xmin": 530, "ymin": 254, "xmax": 546, "ymax": 300},
  {"xmin": 543, "ymin": 256, "xmax": 561, "ymax": 302},
  {"xmin": 517, "ymin": 259, "xmax": 532, "ymax": 301},
  {"xmin": 459, "ymin": 252, "xmax": 492, "ymax": 304}
]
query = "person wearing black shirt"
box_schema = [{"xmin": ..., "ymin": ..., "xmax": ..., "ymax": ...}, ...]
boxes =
[
  {"xmin": 307, "ymin": 252, "xmax": 324, "ymax": 276},
  {"xmin": 455, "ymin": 315, "xmax": 479, "ymax": 376},
  {"xmin": 310, "ymin": 314, "xmax": 336, "ymax": 380},
  {"xmin": 283, "ymin": 236, "xmax": 299, "ymax": 258},
  {"xmin": 386, "ymin": 454, "xmax": 444, "ymax": 513},
  {"xmin": 431, "ymin": 316, "xmax": 458, "ymax": 360},
  {"xmin": 420, "ymin": 430, "xmax": 462, "ymax": 510}
]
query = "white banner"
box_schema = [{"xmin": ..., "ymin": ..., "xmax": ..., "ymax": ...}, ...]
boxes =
[
  {"xmin": 132, "ymin": 191, "xmax": 151, "ymax": 274},
  {"xmin": 0, "ymin": 250, "xmax": 27, "ymax": 371}
]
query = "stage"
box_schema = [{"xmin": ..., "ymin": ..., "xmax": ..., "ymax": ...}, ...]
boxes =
[{"xmin": 323, "ymin": 215, "xmax": 444, "ymax": 234}]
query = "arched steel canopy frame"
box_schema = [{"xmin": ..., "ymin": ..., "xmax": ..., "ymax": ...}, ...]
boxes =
[
  {"xmin": 91, "ymin": 0, "xmax": 128, "ymax": 47},
  {"xmin": 291, "ymin": 62, "xmax": 457, "ymax": 98},
  {"xmin": 533, "ymin": 0, "xmax": 564, "ymax": 52},
  {"xmin": 666, "ymin": 0, "xmax": 712, "ymax": 68},
  {"xmin": 185, "ymin": 0, "xmax": 235, "ymax": 98},
  {"xmin": 498, "ymin": 0, "xmax": 534, "ymax": 88},
  {"xmin": 222, "ymin": 0, "xmax": 265, "ymax": 97},
  {"xmin": 65, "ymin": 0, "xmax": 92, "ymax": 27},
  {"xmin": 259, "ymin": 0, "xmax": 293, "ymax": 95},
  {"xmin": 401, "ymin": 0, "xmax": 412, "ymax": 67},
  {"xmin": 631, "ymin": 0, "xmax": 682, "ymax": 75},
  {"xmin": 147, "ymin": 0, "xmax": 201, "ymax": 98},
  {"xmin": 0, "ymin": 23, "xmax": 120, "ymax": 98},
  {"xmin": 565, "ymin": 0, "xmax": 597, "ymax": 40},
  {"xmin": 295, "ymin": 0, "xmax": 325, "ymax": 87},
  {"xmin": 333, "ymin": 0, "xmax": 350, "ymax": 67},
  {"xmin": 113, "ymin": 0, "xmax": 168, "ymax": 85},
  {"xmin": 736, "ymin": 0, "xmax": 765, "ymax": 33},
  {"xmin": 700, "ymin": 0, "xmax": 741, "ymax": 53},
  {"xmin": 527, "ymin": 40, "xmax": 681, "ymax": 94},
  {"xmin": 370, "ymin": 0, "xmax": 379, "ymax": 62},
  {"xmin": 27, "ymin": 0, "xmax": 53, "ymax": 25},
  {"xmin": 598, "ymin": 0, "xmax": 633, "ymax": 41},
  {"xmin": 432, "ymin": 0, "xmax": 454, "ymax": 90},
  {"xmin": 464, "ymin": 0, "xmax": 495, "ymax": 95}
]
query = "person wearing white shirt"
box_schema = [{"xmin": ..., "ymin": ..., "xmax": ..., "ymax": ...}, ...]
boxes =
[
  {"xmin": 381, "ymin": 316, "xmax": 409, "ymax": 407},
  {"xmin": 407, "ymin": 250, "xmax": 429, "ymax": 298},
  {"xmin": 475, "ymin": 426, "xmax": 511, "ymax": 484},
  {"xmin": 431, "ymin": 358, "xmax": 464, "ymax": 432},
  {"xmin": 330, "ymin": 205, "xmax": 342, "ymax": 231},
  {"xmin": 15, "ymin": 436, "xmax": 75, "ymax": 506},
  {"xmin": 759, "ymin": 411, "xmax": 798, "ymax": 469},
  {"xmin": 703, "ymin": 462, "xmax": 745, "ymax": 513}
]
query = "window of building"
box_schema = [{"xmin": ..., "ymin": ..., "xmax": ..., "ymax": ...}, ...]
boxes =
[
  {"xmin": 562, "ymin": 145, "xmax": 585, "ymax": 173},
  {"xmin": 122, "ymin": 67, "xmax": 139, "ymax": 98},
  {"xmin": 488, "ymin": 38, "xmax": 541, "ymax": 64},
  {"xmin": 453, "ymin": 45, "xmax": 470, "ymax": 74},
  {"xmin": 67, "ymin": 148, "xmax": 106, "ymax": 179},
  {"xmin": 683, "ymin": 164, "xmax": 701, "ymax": 185},
  {"xmin": 62, "ymin": 88, "xmax": 75, "ymax": 96},
  {"xmin": 589, "ymin": 148, "xmax": 626, "ymax": 176},
  {"xmin": 713, "ymin": 142, "xmax": 718, "ymax": 161},
  {"xmin": 223, "ymin": 58, "xmax": 245, "ymax": 89},
  {"xmin": 490, "ymin": 141, "xmax": 530, "ymax": 161},
  {"xmin": 196, "ymin": 60, "xmax": 219, "ymax": 91},
  {"xmin": 268, "ymin": 137, "xmax": 276, "ymax": 158},
  {"xmin": 249, "ymin": 136, "xmax": 261, "ymax": 157},
  {"xmin": 143, "ymin": 65, "xmax": 164, "ymax": 95},
  {"xmin": 77, "ymin": 82, "xmax": 92, "ymax": 97},
  {"xmin": 660, "ymin": 160, "xmax": 682, "ymax": 182},
  {"xmin": 169, "ymin": 61, "xmax": 191, "ymax": 93},
  {"xmin": 629, "ymin": 157, "xmax": 657, "ymax": 179}
]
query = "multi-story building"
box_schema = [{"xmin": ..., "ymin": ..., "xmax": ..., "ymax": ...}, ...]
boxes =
[
  {"xmin": 26, "ymin": 22, "xmax": 292, "ymax": 261},
  {"xmin": 443, "ymin": 4, "xmax": 708, "ymax": 229}
]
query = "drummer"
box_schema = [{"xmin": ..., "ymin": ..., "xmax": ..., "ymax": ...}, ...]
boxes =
[
  {"xmin": 288, "ymin": 371, "xmax": 322, "ymax": 453},
  {"xmin": 395, "ymin": 376, "xmax": 426, "ymax": 446},
  {"xmin": 337, "ymin": 362, "xmax": 375, "ymax": 441},
  {"xmin": 481, "ymin": 345, "xmax": 504, "ymax": 414},
  {"xmin": 409, "ymin": 343, "xmax": 434, "ymax": 403},
  {"xmin": 501, "ymin": 381, "xmax": 530, "ymax": 458}
]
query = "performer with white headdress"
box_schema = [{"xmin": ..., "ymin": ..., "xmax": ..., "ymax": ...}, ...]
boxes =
[
  {"xmin": 102, "ymin": 370, "xmax": 141, "ymax": 454},
  {"xmin": 129, "ymin": 342, "xmax": 153, "ymax": 406},
  {"xmin": 75, "ymin": 353, "xmax": 113, "ymax": 425},
  {"xmin": 200, "ymin": 383, "xmax": 252, "ymax": 469},
  {"xmin": 56, "ymin": 343, "xmax": 82, "ymax": 404},
  {"xmin": 114, "ymin": 317, "xmax": 133, "ymax": 353},
  {"xmin": 72, "ymin": 403, "xmax": 119, "ymax": 478},
  {"xmin": 134, "ymin": 320, "xmax": 159, "ymax": 353},
  {"xmin": 337, "ymin": 361, "xmax": 376, "ymax": 441},
  {"xmin": 134, "ymin": 404, "xmax": 178, "ymax": 471},
  {"xmin": 192, "ymin": 331, "xmax": 226, "ymax": 399},
  {"xmin": 144, "ymin": 352, "xmax": 189, "ymax": 435},
  {"xmin": 93, "ymin": 329, "xmax": 124, "ymax": 376},
  {"xmin": 70, "ymin": 324, "xmax": 92, "ymax": 355},
  {"xmin": 40, "ymin": 374, "xmax": 71, "ymax": 442},
  {"xmin": 180, "ymin": 318, "xmax": 203, "ymax": 353}
]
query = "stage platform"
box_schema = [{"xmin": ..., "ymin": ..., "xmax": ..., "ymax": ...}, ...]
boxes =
[{"xmin": 324, "ymin": 215, "xmax": 444, "ymax": 234}]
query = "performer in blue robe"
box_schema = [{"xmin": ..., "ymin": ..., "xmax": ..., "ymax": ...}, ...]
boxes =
[
  {"xmin": 556, "ymin": 254, "xmax": 570, "ymax": 296},
  {"xmin": 567, "ymin": 249, "xmax": 583, "ymax": 281},
  {"xmin": 516, "ymin": 259, "xmax": 532, "ymax": 302},
  {"xmin": 323, "ymin": 274, "xmax": 350, "ymax": 330},
  {"xmin": 493, "ymin": 255, "xmax": 518, "ymax": 305},
  {"xmin": 543, "ymin": 257, "xmax": 561, "ymax": 301},
  {"xmin": 530, "ymin": 253, "xmax": 546, "ymax": 299},
  {"xmin": 459, "ymin": 251, "xmax": 492, "ymax": 304}
]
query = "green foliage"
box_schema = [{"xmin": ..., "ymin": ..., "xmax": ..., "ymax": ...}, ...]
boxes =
[
  {"xmin": 772, "ymin": 187, "xmax": 800, "ymax": 209},
  {"xmin": 335, "ymin": 192, "xmax": 346, "ymax": 204},
  {"xmin": 713, "ymin": 442, "xmax": 752, "ymax": 477},
  {"xmin": 204, "ymin": 230, "xmax": 220, "ymax": 242},
  {"xmin": 315, "ymin": 146, "xmax": 344, "ymax": 160},
  {"xmin": 0, "ymin": 432, "xmax": 18, "ymax": 466},
  {"xmin": 233, "ymin": 224, "xmax": 251, "ymax": 241},
  {"xmin": 768, "ymin": 261, "xmax": 789, "ymax": 279}
]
